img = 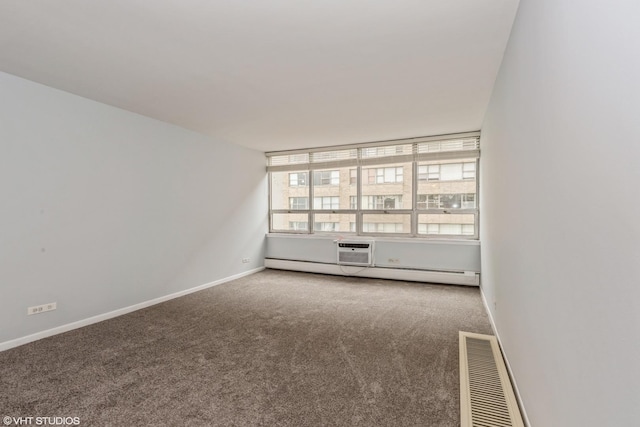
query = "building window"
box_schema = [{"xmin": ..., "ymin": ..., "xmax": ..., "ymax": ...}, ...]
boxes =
[
  {"xmin": 267, "ymin": 133, "xmax": 479, "ymax": 238},
  {"xmin": 350, "ymin": 196, "xmax": 357, "ymax": 210},
  {"xmin": 417, "ymin": 193, "xmax": 476, "ymax": 210},
  {"xmin": 418, "ymin": 165, "xmax": 441, "ymax": 181},
  {"xmin": 362, "ymin": 195, "xmax": 402, "ymax": 210},
  {"xmin": 362, "ymin": 223, "xmax": 403, "ymax": 233},
  {"xmin": 289, "ymin": 172, "xmax": 308, "ymax": 187},
  {"xmin": 314, "ymin": 222, "xmax": 338, "ymax": 232},
  {"xmin": 289, "ymin": 197, "xmax": 309, "ymax": 210},
  {"xmin": 313, "ymin": 196, "xmax": 339, "ymax": 210},
  {"xmin": 364, "ymin": 167, "xmax": 403, "ymax": 184},
  {"xmin": 418, "ymin": 223, "xmax": 474, "ymax": 235},
  {"xmin": 463, "ymin": 162, "xmax": 476, "ymax": 180},
  {"xmin": 289, "ymin": 221, "xmax": 308, "ymax": 231},
  {"xmin": 418, "ymin": 162, "xmax": 476, "ymax": 181},
  {"xmin": 313, "ymin": 170, "xmax": 339, "ymax": 185}
]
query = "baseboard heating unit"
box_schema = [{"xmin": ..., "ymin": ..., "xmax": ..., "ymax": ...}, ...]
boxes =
[
  {"xmin": 264, "ymin": 259, "xmax": 479, "ymax": 286},
  {"xmin": 459, "ymin": 331, "xmax": 524, "ymax": 427}
]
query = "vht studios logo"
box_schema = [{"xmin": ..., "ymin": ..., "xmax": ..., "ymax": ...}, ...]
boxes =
[{"xmin": 3, "ymin": 417, "xmax": 80, "ymax": 426}]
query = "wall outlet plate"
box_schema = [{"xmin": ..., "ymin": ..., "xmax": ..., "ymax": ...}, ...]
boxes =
[{"xmin": 27, "ymin": 302, "xmax": 57, "ymax": 315}]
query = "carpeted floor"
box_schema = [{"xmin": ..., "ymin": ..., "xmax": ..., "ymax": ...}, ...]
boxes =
[{"xmin": 0, "ymin": 269, "xmax": 493, "ymax": 426}]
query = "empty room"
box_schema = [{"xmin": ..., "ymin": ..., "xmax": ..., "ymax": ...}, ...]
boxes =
[{"xmin": 1, "ymin": 1, "xmax": 639, "ymax": 426}]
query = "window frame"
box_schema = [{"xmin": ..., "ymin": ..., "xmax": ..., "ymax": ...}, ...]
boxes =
[{"xmin": 267, "ymin": 132, "xmax": 480, "ymax": 239}]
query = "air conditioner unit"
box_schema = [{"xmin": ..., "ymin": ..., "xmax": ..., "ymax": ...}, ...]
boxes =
[{"xmin": 337, "ymin": 241, "xmax": 374, "ymax": 266}]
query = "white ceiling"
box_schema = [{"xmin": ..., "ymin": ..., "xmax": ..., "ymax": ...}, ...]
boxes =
[{"xmin": 0, "ymin": 1, "xmax": 519, "ymax": 152}]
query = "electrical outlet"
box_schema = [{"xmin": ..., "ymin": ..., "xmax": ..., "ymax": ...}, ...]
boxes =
[
  {"xmin": 242, "ymin": 258, "xmax": 250, "ymax": 264},
  {"xmin": 28, "ymin": 302, "xmax": 57, "ymax": 315},
  {"xmin": 387, "ymin": 258, "xmax": 400, "ymax": 264}
]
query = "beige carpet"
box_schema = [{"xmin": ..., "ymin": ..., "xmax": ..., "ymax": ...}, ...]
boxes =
[{"xmin": 0, "ymin": 269, "xmax": 492, "ymax": 426}]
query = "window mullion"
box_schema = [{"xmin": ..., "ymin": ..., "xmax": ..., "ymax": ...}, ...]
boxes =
[{"xmin": 308, "ymin": 168, "xmax": 314, "ymax": 234}]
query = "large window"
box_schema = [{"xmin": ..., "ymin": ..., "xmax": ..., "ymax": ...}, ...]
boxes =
[{"xmin": 268, "ymin": 133, "xmax": 479, "ymax": 238}]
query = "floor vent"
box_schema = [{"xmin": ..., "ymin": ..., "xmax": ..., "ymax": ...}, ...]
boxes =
[{"xmin": 459, "ymin": 331, "xmax": 524, "ymax": 427}]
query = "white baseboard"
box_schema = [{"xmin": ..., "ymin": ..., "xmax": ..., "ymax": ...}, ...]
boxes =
[
  {"xmin": 0, "ymin": 267, "xmax": 265, "ymax": 353},
  {"xmin": 479, "ymin": 287, "xmax": 531, "ymax": 427},
  {"xmin": 265, "ymin": 259, "xmax": 479, "ymax": 286}
]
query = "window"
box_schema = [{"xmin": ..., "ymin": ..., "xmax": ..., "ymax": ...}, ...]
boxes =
[
  {"xmin": 362, "ymin": 223, "xmax": 404, "ymax": 233},
  {"xmin": 313, "ymin": 196, "xmax": 339, "ymax": 210},
  {"xmin": 289, "ymin": 221, "xmax": 308, "ymax": 231},
  {"xmin": 418, "ymin": 165, "xmax": 441, "ymax": 181},
  {"xmin": 289, "ymin": 172, "xmax": 308, "ymax": 187},
  {"xmin": 417, "ymin": 213, "xmax": 476, "ymax": 236},
  {"xmin": 364, "ymin": 167, "xmax": 403, "ymax": 184},
  {"xmin": 289, "ymin": 197, "xmax": 308, "ymax": 210},
  {"xmin": 349, "ymin": 169, "xmax": 357, "ymax": 185},
  {"xmin": 313, "ymin": 170, "xmax": 339, "ymax": 185},
  {"xmin": 463, "ymin": 162, "xmax": 476, "ymax": 180},
  {"xmin": 314, "ymin": 222, "xmax": 338, "ymax": 232},
  {"xmin": 418, "ymin": 223, "xmax": 474, "ymax": 236},
  {"xmin": 418, "ymin": 162, "xmax": 476, "ymax": 181},
  {"xmin": 267, "ymin": 133, "xmax": 479, "ymax": 238},
  {"xmin": 417, "ymin": 193, "xmax": 476, "ymax": 210},
  {"xmin": 362, "ymin": 195, "xmax": 402, "ymax": 210}
]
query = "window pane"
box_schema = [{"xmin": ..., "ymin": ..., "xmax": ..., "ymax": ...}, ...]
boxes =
[
  {"xmin": 289, "ymin": 172, "xmax": 308, "ymax": 187},
  {"xmin": 360, "ymin": 144, "xmax": 412, "ymax": 158},
  {"xmin": 271, "ymin": 213, "xmax": 309, "ymax": 232},
  {"xmin": 417, "ymin": 159, "xmax": 476, "ymax": 210},
  {"xmin": 312, "ymin": 167, "xmax": 357, "ymax": 209},
  {"xmin": 310, "ymin": 148, "xmax": 357, "ymax": 163},
  {"xmin": 440, "ymin": 163, "xmax": 462, "ymax": 180},
  {"xmin": 289, "ymin": 197, "xmax": 309, "ymax": 210},
  {"xmin": 416, "ymin": 137, "xmax": 478, "ymax": 154},
  {"xmin": 361, "ymin": 195, "xmax": 403, "ymax": 210},
  {"xmin": 362, "ymin": 162, "xmax": 412, "ymax": 209},
  {"xmin": 271, "ymin": 171, "xmax": 309, "ymax": 210},
  {"xmin": 417, "ymin": 214, "xmax": 475, "ymax": 236},
  {"xmin": 362, "ymin": 214, "xmax": 411, "ymax": 234},
  {"xmin": 313, "ymin": 213, "xmax": 356, "ymax": 233},
  {"xmin": 269, "ymin": 153, "xmax": 309, "ymax": 166},
  {"xmin": 313, "ymin": 196, "xmax": 339, "ymax": 209}
]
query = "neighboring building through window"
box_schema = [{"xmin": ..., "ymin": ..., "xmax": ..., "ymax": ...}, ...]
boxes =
[
  {"xmin": 418, "ymin": 223, "xmax": 474, "ymax": 235},
  {"xmin": 418, "ymin": 162, "xmax": 475, "ymax": 181},
  {"xmin": 313, "ymin": 196, "xmax": 339, "ymax": 210},
  {"xmin": 417, "ymin": 193, "xmax": 476, "ymax": 210},
  {"xmin": 362, "ymin": 195, "xmax": 402, "ymax": 210},
  {"xmin": 289, "ymin": 172, "xmax": 308, "ymax": 187},
  {"xmin": 289, "ymin": 221, "xmax": 308, "ymax": 231},
  {"xmin": 314, "ymin": 222, "xmax": 339, "ymax": 232},
  {"xmin": 362, "ymin": 223, "xmax": 404, "ymax": 233},
  {"xmin": 364, "ymin": 167, "xmax": 403, "ymax": 184},
  {"xmin": 313, "ymin": 170, "xmax": 339, "ymax": 185},
  {"xmin": 289, "ymin": 197, "xmax": 309, "ymax": 210}
]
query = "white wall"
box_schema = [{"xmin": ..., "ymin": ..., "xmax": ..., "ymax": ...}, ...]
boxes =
[
  {"xmin": 0, "ymin": 72, "xmax": 267, "ymax": 345},
  {"xmin": 480, "ymin": 1, "xmax": 640, "ymax": 425}
]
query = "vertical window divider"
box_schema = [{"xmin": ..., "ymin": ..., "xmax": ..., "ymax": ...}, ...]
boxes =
[
  {"xmin": 411, "ymin": 153, "xmax": 418, "ymax": 236},
  {"xmin": 308, "ymin": 167, "xmax": 314, "ymax": 234}
]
